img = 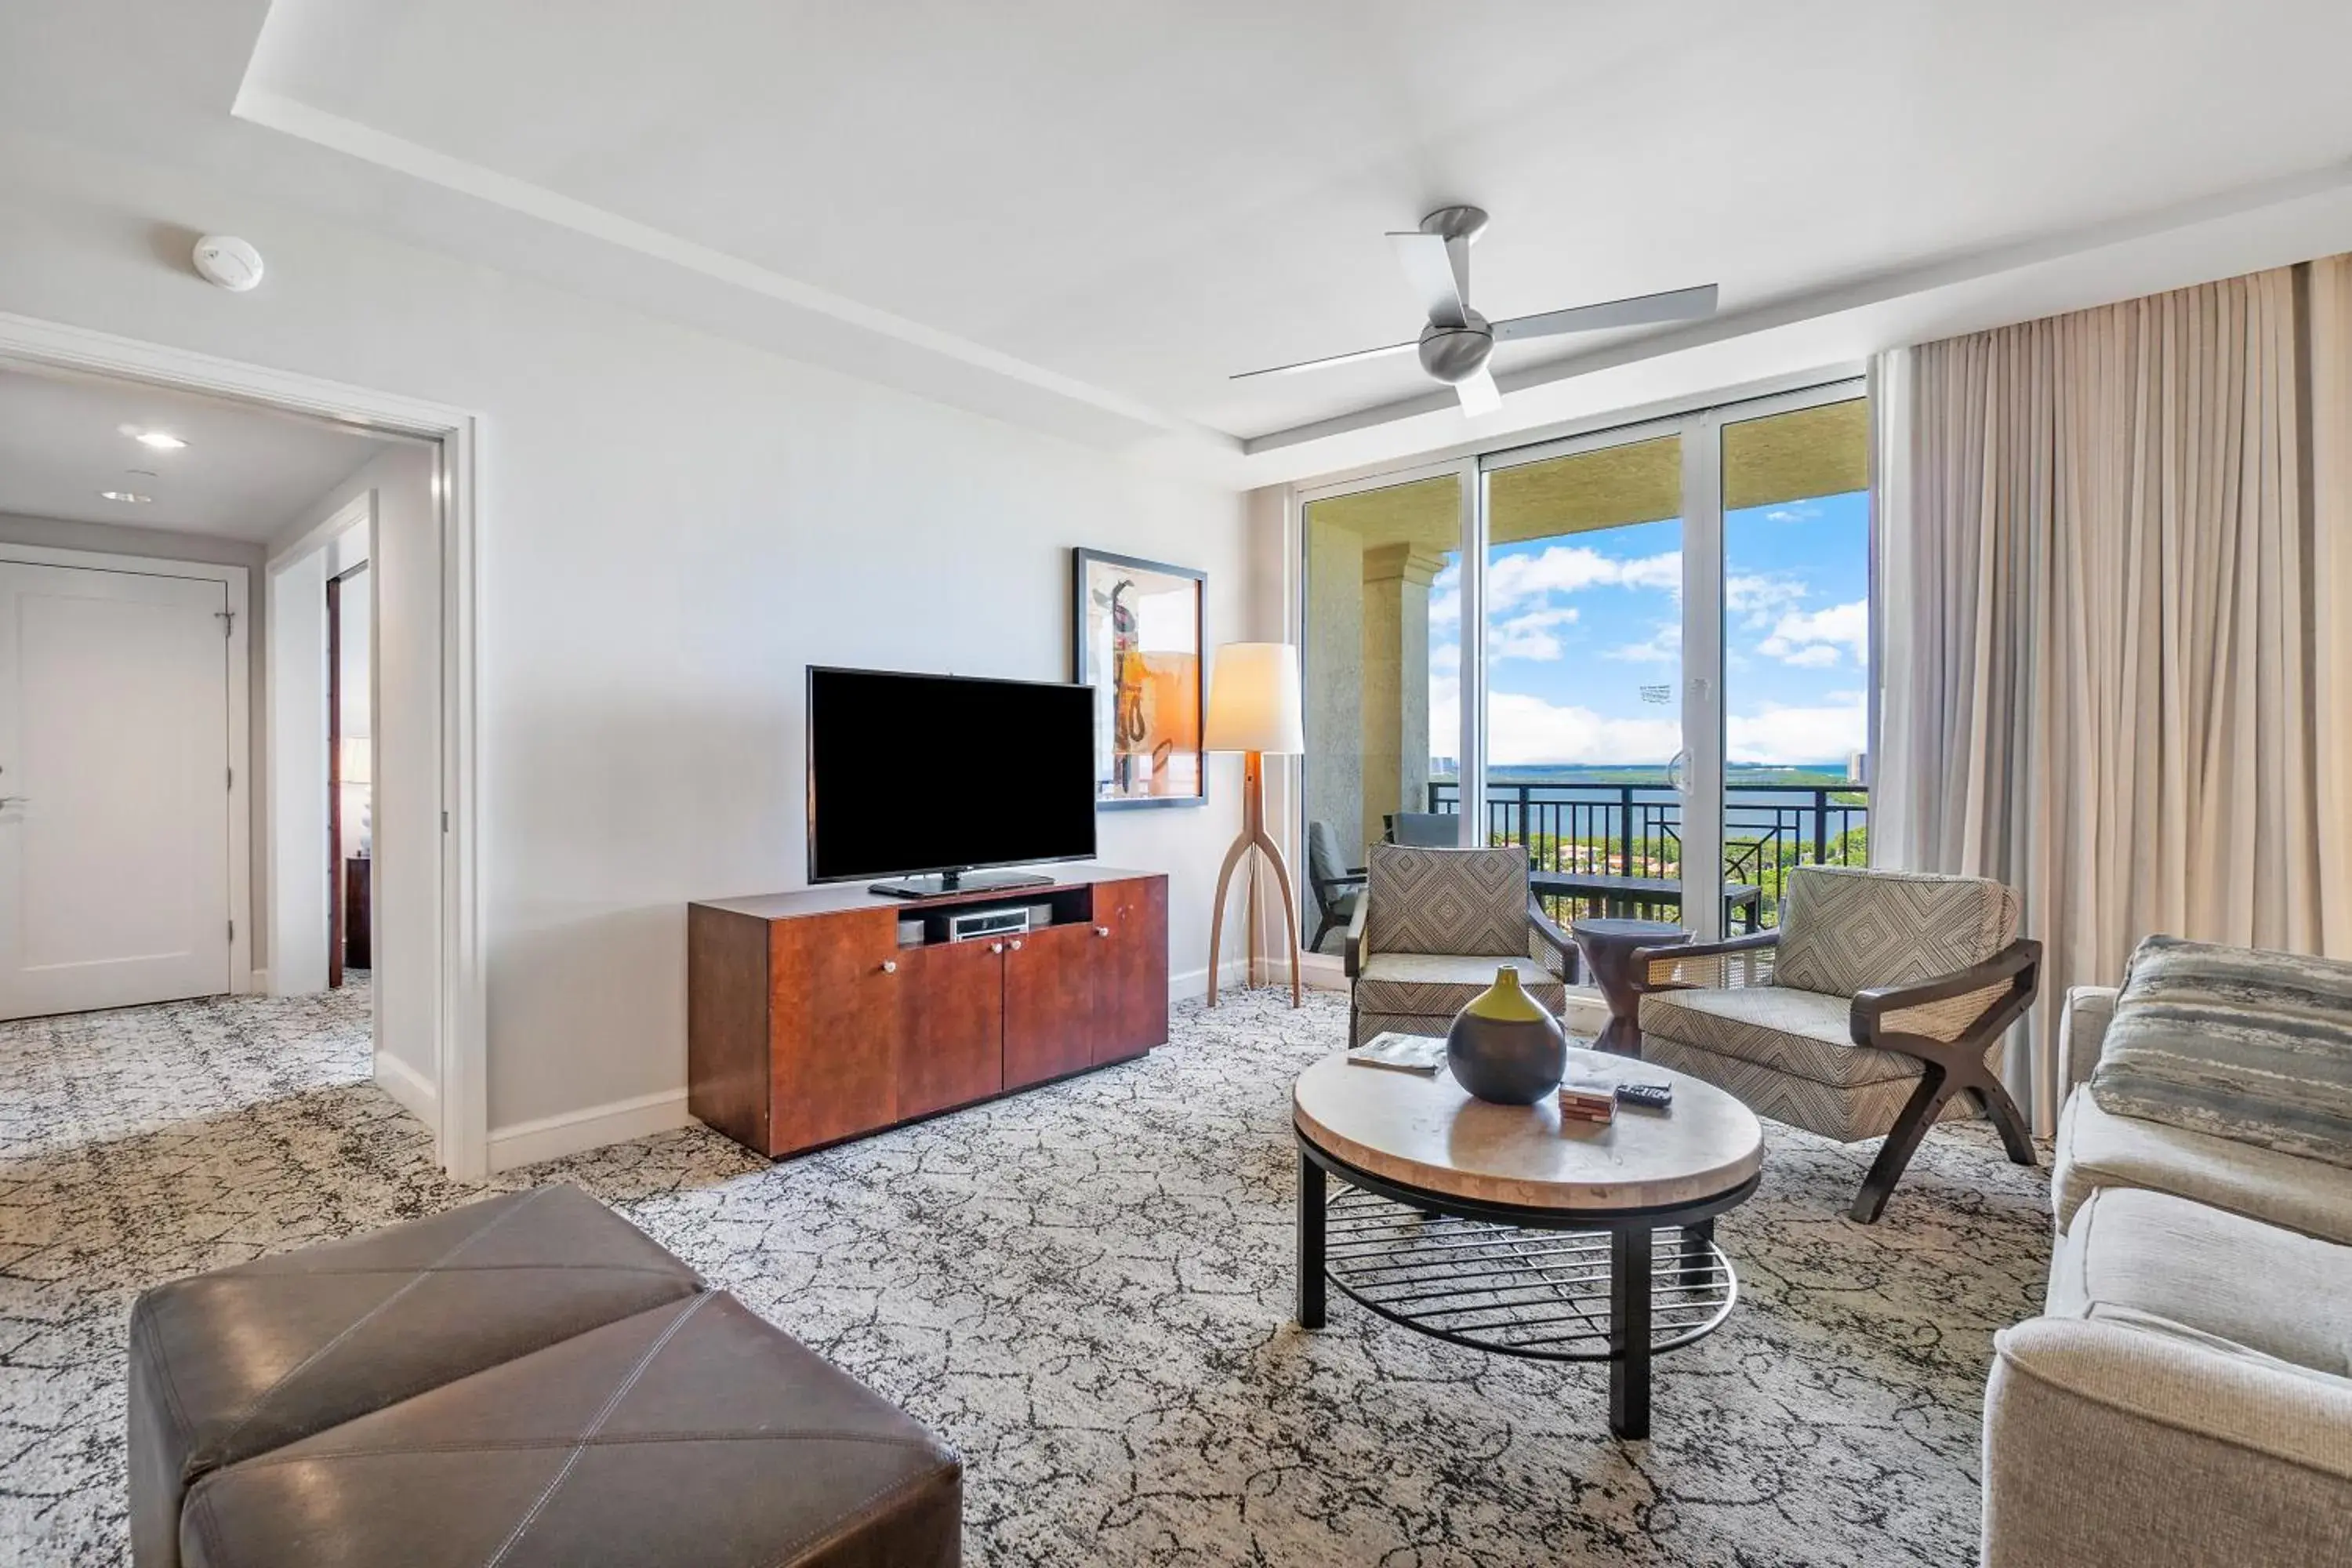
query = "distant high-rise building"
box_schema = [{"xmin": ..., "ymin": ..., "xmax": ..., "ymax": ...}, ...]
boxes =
[{"xmin": 1847, "ymin": 750, "xmax": 1868, "ymax": 784}]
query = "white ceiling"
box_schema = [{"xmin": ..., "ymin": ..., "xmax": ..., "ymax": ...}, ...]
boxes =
[
  {"xmin": 3, "ymin": 1, "xmax": 2352, "ymax": 484},
  {"xmin": 0, "ymin": 365, "xmax": 393, "ymax": 542}
]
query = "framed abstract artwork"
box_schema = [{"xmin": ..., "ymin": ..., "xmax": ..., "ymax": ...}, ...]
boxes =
[{"xmin": 1072, "ymin": 548, "xmax": 1206, "ymax": 809}]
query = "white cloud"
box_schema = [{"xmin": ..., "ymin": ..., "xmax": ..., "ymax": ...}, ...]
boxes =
[
  {"xmin": 1725, "ymin": 572, "xmax": 1808, "ymax": 629},
  {"xmin": 1757, "ymin": 598, "xmax": 1867, "ymax": 667},
  {"xmin": 1428, "ymin": 561, "xmax": 1461, "ymax": 626},
  {"xmin": 1487, "ymin": 604, "xmax": 1580, "ymax": 662},
  {"xmin": 1486, "ymin": 545, "xmax": 1681, "ymax": 611},
  {"xmin": 1605, "ymin": 620, "xmax": 1681, "ymax": 664},
  {"xmin": 1455, "ymin": 690, "xmax": 1684, "ymax": 767},
  {"xmin": 1762, "ymin": 502, "xmax": 1824, "ymax": 524},
  {"xmin": 1726, "ymin": 692, "xmax": 1867, "ymax": 766}
]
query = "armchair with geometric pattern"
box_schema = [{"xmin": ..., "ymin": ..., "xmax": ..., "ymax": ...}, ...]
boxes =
[
  {"xmin": 1345, "ymin": 843, "xmax": 1577, "ymax": 1047},
  {"xmin": 1629, "ymin": 865, "xmax": 2041, "ymax": 1223}
]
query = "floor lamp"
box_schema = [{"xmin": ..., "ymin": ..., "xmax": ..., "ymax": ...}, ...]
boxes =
[{"xmin": 1203, "ymin": 641, "xmax": 1304, "ymax": 1008}]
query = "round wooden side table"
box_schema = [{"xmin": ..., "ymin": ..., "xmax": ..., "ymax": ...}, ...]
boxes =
[
  {"xmin": 1571, "ymin": 917, "xmax": 1689, "ymax": 1057},
  {"xmin": 1292, "ymin": 1048, "xmax": 1764, "ymax": 1439}
]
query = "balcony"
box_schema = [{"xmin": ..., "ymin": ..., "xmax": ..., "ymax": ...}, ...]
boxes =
[{"xmin": 1425, "ymin": 778, "xmax": 1869, "ymax": 938}]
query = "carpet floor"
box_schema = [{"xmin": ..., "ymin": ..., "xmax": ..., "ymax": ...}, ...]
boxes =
[{"xmin": 0, "ymin": 982, "xmax": 2049, "ymax": 1566}]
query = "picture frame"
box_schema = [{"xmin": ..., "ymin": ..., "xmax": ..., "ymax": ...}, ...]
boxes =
[{"xmin": 1072, "ymin": 548, "xmax": 1207, "ymax": 810}]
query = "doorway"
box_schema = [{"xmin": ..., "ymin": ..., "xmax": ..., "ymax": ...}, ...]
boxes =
[{"xmin": 0, "ymin": 313, "xmax": 485, "ymax": 1179}]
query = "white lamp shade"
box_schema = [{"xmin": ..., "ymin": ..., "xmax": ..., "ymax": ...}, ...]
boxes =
[
  {"xmin": 339, "ymin": 738, "xmax": 372, "ymax": 788},
  {"xmin": 1203, "ymin": 641, "xmax": 1305, "ymax": 754}
]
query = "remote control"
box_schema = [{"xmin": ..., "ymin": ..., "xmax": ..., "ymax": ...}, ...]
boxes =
[{"xmin": 1614, "ymin": 1080, "xmax": 1673, "ymax": 1111}]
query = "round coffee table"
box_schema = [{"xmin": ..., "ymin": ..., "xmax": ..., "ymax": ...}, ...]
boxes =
[
  {"xmin": 1570, "ymin": 916, "xmax": 1690, "ymax": 1056},
  {"xmin": 1292, "ymin": 1048, "xmax": 1763, "ymax": 1439}
]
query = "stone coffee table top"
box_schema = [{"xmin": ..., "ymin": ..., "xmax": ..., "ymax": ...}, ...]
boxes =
[{"xmin": 1292, "ymin": 1047, "xmax": 1763, "ymax": 1212}]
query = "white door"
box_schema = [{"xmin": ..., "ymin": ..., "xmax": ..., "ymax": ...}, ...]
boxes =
[{"xmin": 0, "ymin": 561, "xmax": 232, "ymax": 1018}]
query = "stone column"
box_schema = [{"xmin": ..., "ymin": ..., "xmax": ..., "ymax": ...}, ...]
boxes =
[{"xmin": 1360, "ymin": 543, "xmax": 1447, "ymax": 852}]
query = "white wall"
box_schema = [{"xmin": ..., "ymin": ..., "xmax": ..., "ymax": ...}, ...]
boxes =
[
  {"xmin": 267, "ymin": 545, "xmax": 328, "ymax": 994},
  {"xmin": 0, "ymin": 510, "xmax": 268, "ymax": 973},
  {"xmin": 0, "ymin": 132, "xmax": 1256, "ymax": 1161}
]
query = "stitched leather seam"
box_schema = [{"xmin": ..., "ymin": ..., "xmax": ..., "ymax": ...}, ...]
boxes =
[
  {"xmin": 213, "ymin": 1189, "xmax": 551, "ymax": 1452},
  {"xmin": 485, "ymin": 1293, "xmax": 710, "ymax": 1567},
  {"xmin": 216, "ymin": 1432, "xmax": 952, "ymax": 1468},
  {"xmin": 760, "ymin": 1464, "xmax": 956, "ymax": 1568},
  {"xmin": 129, "ymin": 1298, "xmax": 200, "ymax": 1472},
  {"xmin": 215, "ymin": 1262, "xmax": 697, "ymax": 1279}
]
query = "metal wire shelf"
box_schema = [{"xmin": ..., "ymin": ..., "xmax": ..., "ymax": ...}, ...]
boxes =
[{"xmin": 1319, "ymin": 1187, "xmax": 1737, "ymax": 1362}]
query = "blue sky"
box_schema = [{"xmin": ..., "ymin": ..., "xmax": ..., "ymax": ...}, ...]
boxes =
[{"xmin": 1428, "ymin": 490, "xmax": 1868, "ymax": 769}]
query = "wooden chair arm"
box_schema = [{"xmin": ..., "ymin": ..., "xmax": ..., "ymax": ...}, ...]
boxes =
[
  {"xmin": 1850, "ymin": 938, "xmax": 2042, "ymax": 1051},
  {"xmin": 1628, "ymin": 930, "xmax": 1780, "ymax": 994},
  {"xmin": 1526, "ymin": 899, "xmax": 1574, "ymax": 962},
  {"xmin": 1344, "ymin": 887, "xmax": 1373, "ymax": 978}
]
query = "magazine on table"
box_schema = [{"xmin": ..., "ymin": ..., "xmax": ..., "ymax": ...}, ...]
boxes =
[{"xmin": 1345, "ymin": 1033, "xmax": 1449, "ymax": 1075}]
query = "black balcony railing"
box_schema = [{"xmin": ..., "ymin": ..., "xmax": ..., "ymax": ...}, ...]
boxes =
[{"xmin": 1425, "ymin": 778, "xmax": 1869, "ymax": 931}]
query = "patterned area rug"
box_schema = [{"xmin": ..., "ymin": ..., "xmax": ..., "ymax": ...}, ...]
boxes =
[{"xmin": 0, "ymin": 983, "xmax": 2049, "ymax": 1566}]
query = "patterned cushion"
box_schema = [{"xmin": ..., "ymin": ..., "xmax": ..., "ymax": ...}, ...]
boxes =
[
  {"xmin": 1773, "ymin": 866, "xmax": 2018, "ymax": 998},
  {"xmin": 2089, "ymin": 936, "xmax": 2352, "ymax": 1172},
  {"xmin": 1354, "ymin": 953, "xmax": 1566, "ymax": 1022},
  {"xmin": 1642, "ymin": 1036, "xmax": 1980, "ymax": 1145},
  {"xmin": 1363, "ymin": 844, "xmax": 1530, "ymax": 959},
  {"xmin": 1639, "ymin": 985, "xmax": 1926, "ymax": 1088}
]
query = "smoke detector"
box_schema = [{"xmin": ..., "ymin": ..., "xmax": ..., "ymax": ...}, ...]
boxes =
[{"xmin": 192, "ymin": 235, "xmax": 265, "ymax": 293}]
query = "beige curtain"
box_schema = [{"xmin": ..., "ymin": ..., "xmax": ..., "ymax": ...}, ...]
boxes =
[{"xmin": 1876, "ymin": 255, "xmax": 2352, "ymax": 1133}]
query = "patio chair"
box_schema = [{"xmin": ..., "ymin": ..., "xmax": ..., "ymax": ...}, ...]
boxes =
[
  {"xmin": 1345, "ymin": 844, "xmax": 1575, "ymax": 1047},
  {"xmin": 1628, "ymin": 865, "xmax": 2040, "ymax": 1223},
  {"xmin": 1384, "ymin": 811, "xmax": 1458, "ymax": 847},
  {"xmin": 1305, "ymin": 822, "xmax": 1367, "ymax": 955}
]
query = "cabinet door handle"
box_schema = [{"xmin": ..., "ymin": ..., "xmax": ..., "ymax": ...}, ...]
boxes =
[
  {"xmin": 879, "ymin": 959, "xmax": 898, "ymax": 975},
  {"xmin": 989, "ymin": 942, "xmax": 1004, "ymax": 954},
  {"xmin": 1094, "ymin": 925, "xmax": 1111, "ymax": 938},
  {"xmin": 1009, "ymin": 938, "xmax": 1024, "ymax": 951}
]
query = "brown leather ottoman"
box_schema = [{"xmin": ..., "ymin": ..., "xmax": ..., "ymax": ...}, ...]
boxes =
[
  {"xmin": 127, "ymin": 1185, "xmax": 705, "ymax": 1567},
  {"xmin": 178, "ymin": 1291, "xmax": 964, "ymax": 1568}
]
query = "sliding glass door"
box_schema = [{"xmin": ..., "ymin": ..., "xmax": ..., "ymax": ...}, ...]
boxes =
[{"xmin": 1296, "ymin": 379, "xmax": 1867, "ymax": 972}]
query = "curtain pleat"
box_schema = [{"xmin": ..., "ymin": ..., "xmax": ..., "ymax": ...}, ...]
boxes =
[{"xmin": 1878, "ymin": 256, "xmax": 2351, "ymax": 1133}]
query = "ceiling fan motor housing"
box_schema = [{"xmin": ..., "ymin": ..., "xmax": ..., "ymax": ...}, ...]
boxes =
[{"xmin": 1418, "ymin": 310, "xmax": 1494, "ymax": 383}]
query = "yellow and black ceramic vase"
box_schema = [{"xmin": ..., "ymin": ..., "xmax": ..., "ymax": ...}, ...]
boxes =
[{"xmin": 1446, "ymin": 965, "xmax": 1568, "ymax": 1105}]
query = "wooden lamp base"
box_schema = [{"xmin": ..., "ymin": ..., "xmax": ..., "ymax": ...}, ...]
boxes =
[{"xmin": 1205, "ymin": 749, "xmax": 1303, "ymax": 1008}]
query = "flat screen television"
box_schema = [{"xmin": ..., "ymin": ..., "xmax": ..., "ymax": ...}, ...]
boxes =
[{"xmin": 807, "ymin": 666, "xmax": 1098, "ymax": 898}]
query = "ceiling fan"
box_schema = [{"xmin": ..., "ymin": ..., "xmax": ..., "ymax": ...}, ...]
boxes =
[{"xmin": 1232, "ymin": 205, "xmax": 1719, "ymax": 416}]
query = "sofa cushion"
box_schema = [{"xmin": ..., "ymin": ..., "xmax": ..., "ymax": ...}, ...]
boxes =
[
  {"xmin": 2089, "ymin": 935, "xmax": 2352, "ymax": 1171},
  {"xmin": 179, "ymin": 1292, "xmax": 963, "ymax": 1568},
  {"xmin": 1354, "ymin": 952, "xmax": 1565, "ymax": 1021},
  {"xmin": 2054, "ymin": 1087, "xmax": 2352, "ymax": 1246},
  {"xmin": 2050, "ymin": 1187, "xmax": 2352, "ymax": 1377},
  {"xmin": 129, "ymin": 1185, "xmax": 705, "ymax": 1568},
  {"xmin": 1363, "ymin": 844, "xmax": 1529, "ymax": 958},
  {"xmin": 1773, "ymin": 865, "xmax": 2017, "ymax": 999},
  {"xmin": 1639, "ymin": 983, "xmax": 1922, "ymax": 1088}
]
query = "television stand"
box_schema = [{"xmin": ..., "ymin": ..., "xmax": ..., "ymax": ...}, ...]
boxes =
[
  {"xmin": 688, "ymin": 868, "xmax": 1170, "ymax": 1159},
  {"xmin": 868, "ymin": 868, "xmax": 1054, "ymax": 900}
]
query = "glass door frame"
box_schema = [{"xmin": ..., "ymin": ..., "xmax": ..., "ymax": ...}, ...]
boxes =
[{"xmin": 1287, "ymin": 374, "xmax": 1865, "ymax": 971}]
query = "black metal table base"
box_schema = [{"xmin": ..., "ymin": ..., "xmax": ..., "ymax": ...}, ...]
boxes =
[{"xmin": 1295, "ymin": 1134, "xmax": 1751, "ymax": 1440}]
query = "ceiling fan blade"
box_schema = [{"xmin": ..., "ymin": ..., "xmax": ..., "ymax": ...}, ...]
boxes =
[
  {"xmin": 1388, "ymin": 230, "xmax": 1468, "ymax": 328},
  {"xmin": 1454, "ymin": 365, "xmax": 1501, "ymax": 416},
  {"xmin": 1490, "ymin": 283, "xmax": 1719, "ymax": 343},
  {"xmin": 1229, "ymin": 338, "xmax": 1418, "ymax": 381}
]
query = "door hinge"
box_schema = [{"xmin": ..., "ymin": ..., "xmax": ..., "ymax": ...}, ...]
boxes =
[
  {"xmin": 216, "ymin": 610, "xmax": 234, "ymax": 637},
  {"xmin": 442, "ymin": 811, "xmax": 450, "ymax": 833},
  {"xmin": 228, "ymin": 919, "xmax": 236, "ymax": 942},
  {"xmin": 227, "ymin": 766, "xmax": 234, "ymax": 790}
]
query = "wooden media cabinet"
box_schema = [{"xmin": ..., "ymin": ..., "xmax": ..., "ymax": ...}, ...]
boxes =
[{"xmin": 688, "ymin": 867, "xmax": 1169, "ymax": 1158}]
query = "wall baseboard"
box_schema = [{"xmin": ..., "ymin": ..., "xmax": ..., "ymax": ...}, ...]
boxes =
[
  {"xmin": 488, "ymin": 1088, "xmax": 694, "ymax": 1174},
  {"xmin": 1170, "ymin": 960, "xmax": 1255, "ymax": 1002},
  {"xmin": 245, "ymin": 969, "xmax": 268, "ymax": 996},
  {"xmin": 372, "ymin": 1050, "xmax": 439, "ymax": 1125}
]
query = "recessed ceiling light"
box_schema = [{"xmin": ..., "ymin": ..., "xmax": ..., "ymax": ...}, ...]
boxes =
[
  {"xmin": 133, "ymin": 430, "xmax": 188, "ymax": 450},
  {"xmin": 99, "ymin": 490, "xmax": 153, "ymax": 504}
]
